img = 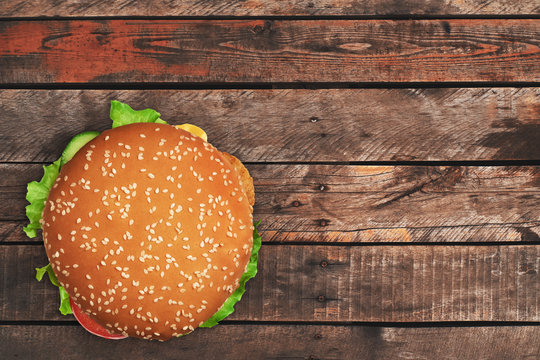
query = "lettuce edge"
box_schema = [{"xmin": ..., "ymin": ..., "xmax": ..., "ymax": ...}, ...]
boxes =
[
  {"xmin": 23, "ymin": 159, "xmax": 61, "ymax": 238},
  {"xmin": 199, "ymin": 221, "xmax": 262, "ymax": 328},
  {"xmin": 35, "ymin": 264, "xmax": 72, "ymax": 315}
]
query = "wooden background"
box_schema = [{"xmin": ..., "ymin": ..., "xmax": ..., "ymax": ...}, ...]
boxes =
[{"xmin": 1, "ymin": 1, "xmax": 539, "ymax": 359}]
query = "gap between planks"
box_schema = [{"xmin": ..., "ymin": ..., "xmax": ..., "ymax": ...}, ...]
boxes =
[
  {"xmin": 3, "ymin": 319, "xmax": 540, "ymax": 326},
  {"xmin": 1, "ymin": 81, "xmax": 540, "ymax": 90}
]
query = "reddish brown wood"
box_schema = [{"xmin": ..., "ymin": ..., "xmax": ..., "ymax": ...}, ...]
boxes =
[
  {"xmin": 3, "ymin": 164, "xmax": 539, "ymax": 241},
  {"xmin": 1, "ymin": 20, "xmax": 539, "ymax": 83},
  {"xmin": 1, "ymin": 0, "xmax": 539, "ymax": 17},
  {"xmin": 2, "ymin": 245, "xmax": 540, "ymax": 322},
  {"xmin": 1, "ymin": 89, "xmax": 539, "ymax": 162},
  {"xmin": 2, "ymin": 325, "xmax": 540, "ymax": 359}
]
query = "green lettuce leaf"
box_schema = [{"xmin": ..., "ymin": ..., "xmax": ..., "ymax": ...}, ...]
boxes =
[
  {"xmin": 23, "ymin": 158, "xmax": 62, "ymax": 238},
  {"xmin": 35, "ymin": 263, "xmax": 59, "ymax": 285},
  {"xmin": 35, "ymin": 264, "xmax": 72, "ymax": 315},
  {"xmin": 110, "ymin": 100, "xmax": 167, "ymax": 128},
  {"xmin": 200, "ymin": 221, "xmax": 262, "ymax": 328},
  {"xmin": 58, "ymin": 287, "xmax": 72, "ymax": 315}
]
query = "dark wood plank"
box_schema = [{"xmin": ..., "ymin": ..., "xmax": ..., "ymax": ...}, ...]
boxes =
[
  {"xmin": 2, "ymin": 325, "xmax": 540, "ymax": 359},
  {"xmin": 1, "ymin": 20, "xmax": 539, "ymax": 83},
  {"xmin": 1, "ymin": 89, "xmax": 539, "ymax": 162},
  {"xmin": 2, "ymin": 245, "xmax": 539, "ymax": 322},
  {"xmin": 3, "ymin": 164, "xmax": 539, "ymax": 242},
  {"xmin": 2, "ymin": 0, "xmax": 539, "ymax": 17},
  {"xmin": 0, "ymin": 221, "xmax": 25, "ymax": 243}
]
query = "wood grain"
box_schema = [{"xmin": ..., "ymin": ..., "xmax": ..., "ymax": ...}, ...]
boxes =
[
  {"xmin": 2, "ymin": 325, "xmax": 540, "ymax": 360},
  {"xmin": 1, "ymin": 89, "xmax": 539, "ymax": 162},
  {"xmin": 1, "ymin": 20, "xmax": 539, "ymax": 83},
  {"xmin": 3, "ymin": 164, "xmax": 539, "ymax": 241},
  {"xmin": 2, "ymin": 245, "xmax": 539, "ymax": 322},
  {"xmin": 4, "ymin": 220, "xmax": 540, "ymax": 245},
  {"xmin": 0, "ymin": 221, "xmax": 25, "ymax": 243},
  {"xmin": 1, "ymin": 0, "xmax": 539, "ymax": 17}
]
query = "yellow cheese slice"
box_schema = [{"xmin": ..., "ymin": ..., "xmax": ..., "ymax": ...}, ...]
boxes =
[{"xmin": 175, "ymin": 124, "xmax": 208, "ymax": 142}]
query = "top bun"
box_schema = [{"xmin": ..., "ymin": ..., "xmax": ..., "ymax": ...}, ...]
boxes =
[{"xmin": 41, "ymin": 123, "xmax": 254, "ymax": 340}]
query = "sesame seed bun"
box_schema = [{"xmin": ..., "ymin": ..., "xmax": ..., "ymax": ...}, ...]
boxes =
[{"xmin": 41, "ymin": 123, "xmax": 254, "ymax": 340}]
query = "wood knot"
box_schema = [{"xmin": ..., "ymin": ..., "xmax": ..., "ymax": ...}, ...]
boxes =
[
  {"xmin": 314, "ymin": 333, "xmax": 322, "ymax": 340},
  {"xmin": 252, "ymin": 20, "xmax": 275, "ymax": 34},
  {"xmin": 252, "ymin": 25, "xmax": 264, "ymax": 34},
  {"xmin": 317, "ymin": 295, "xmax": 326, "ymax": 302},
  {"xmin": 292, "ymin": 200, "xmax": 301, "ymax": 207},
  {"xmin": 441, "ymin": 21, "xmax": 451, "ymax": 34},
  {"xmin": 320, "ymin": 260, "xmax": 328, "ymax": 268},
  {"xmin": 318, "ymin": 219, "xmax": 329, "ymax": 227}
]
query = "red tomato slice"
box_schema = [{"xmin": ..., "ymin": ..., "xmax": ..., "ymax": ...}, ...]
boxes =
[{"xmin": 70, "ymin": 298, "xmax": 128, "ymax": 340}]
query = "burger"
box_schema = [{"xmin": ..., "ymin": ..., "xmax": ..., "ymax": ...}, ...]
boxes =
[{"xmin": 24, "ymin": 101, "xmax": 261, "ymax": 341}]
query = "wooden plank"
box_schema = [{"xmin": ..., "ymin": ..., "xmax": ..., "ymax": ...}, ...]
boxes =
[
  {"xmin": 2, "ymin": 0, "xmax": 539, "ymax": 17},
  {"xmin": 6, "ymin": 219, "xmax": 540, "ymax": 245},
  {"xmin": 3, "ymin": 164, "xmax": 539, "ymax": 242},
  {"xmin": 2, "ymin": 325, "xmax": 540, "ymax": 359},
  {"xmin": 252, "ymin": 165, "xmax": 540, "ymax": 241},
  {"xmin": 1, "ymin": 20, "xmax": 539, "ymax": 84},
  {"xmin": 2, "ymin": 245, "xmax": 539, "ymax": 322},
  {"xmin": 0, "ymin": 221, "xmax": 25, "ymax": 243},
  {"xmin": 1, "ymin": 89, "xmax": 539, "ymax": 162}
]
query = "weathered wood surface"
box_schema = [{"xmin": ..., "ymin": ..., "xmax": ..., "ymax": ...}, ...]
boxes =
[
  {"xmin": 2, "ymin": 245, "xmax": 539, "ymax": 322},
  {"xmin": 2, "ymin": 325, "xmax": 540, "ymax": 360},
  {"xmin": 1, "ymin": 89, "xmax": 539, "ymax": 162},
  {"xmin": 2, "ymin": 164, "xmax": 539, "ymax": 241},
  {"xmin": 4, "ymin": 219, "xmax": 540, "ymax": 245},
  {"xmin": 1, "ymin": 20, "xmax": 539, "ymax": 84},
  {"xmin": 2, "ymin": 1, "xmax": 539, "ymax": 357},
  {"xmin": 2, "ymin": 0, "xmax": 539, "ymax": 17}
]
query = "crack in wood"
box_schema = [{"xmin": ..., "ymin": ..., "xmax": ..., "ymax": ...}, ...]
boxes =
[{"xmin": 374, "ymin": 167, "xmax": 465, "ymax": 209}]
